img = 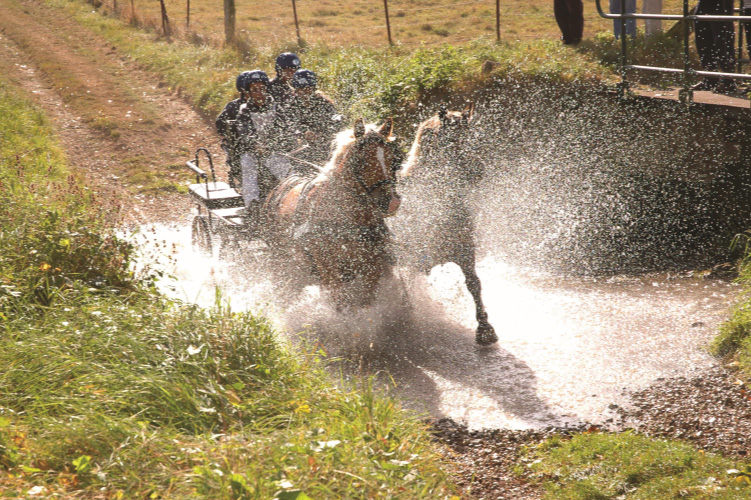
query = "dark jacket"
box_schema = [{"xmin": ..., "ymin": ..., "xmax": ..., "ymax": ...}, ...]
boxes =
[
  {"xmin": 216, "ymin": 97, "xmax": 245, "ymax": 161},
  {"xmin": 217, "ymin": 97, "xmax": 290, "ymax": 159},
  {"xmin": 268, "ymin": 77, "xmax": 295, "ymax": 108},
  {"xmin": 281, "ymin": 92, "xmax": 342, "ymax": 163}
]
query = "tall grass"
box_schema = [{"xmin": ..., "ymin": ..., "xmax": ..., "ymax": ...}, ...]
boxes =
[
  {"xmin": 0, "ymin": 78, "xmax": 134, "ymax": 313},
  {"xmin": 0, "ymin": 75, "xmax": 456, "ymax": 498}
]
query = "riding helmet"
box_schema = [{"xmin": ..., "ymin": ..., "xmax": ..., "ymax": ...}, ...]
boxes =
[
  {"xmin": 291, "ymin": 69, "xmax": 317, "ymax": 88},
  {"xmin": 236, "ymin": 70, "xmax": 269, "ymax": 92},
  {"xmin": 275, "ymin": 52, "xmax": 301, "ymax": 73}
]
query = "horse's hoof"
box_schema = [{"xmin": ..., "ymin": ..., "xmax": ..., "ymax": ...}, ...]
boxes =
[{"xmin": 475, "ymin": 323, "xmax": 498, "ymax": 345}]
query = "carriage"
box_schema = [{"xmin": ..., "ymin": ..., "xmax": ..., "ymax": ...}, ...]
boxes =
[
  {"xmin": 184, "ymin": 119, "xmax": 401, "ymax": 309},
  {"xmin": 185, "ymin": 147, "xmax": 253, "ymax": 258}
]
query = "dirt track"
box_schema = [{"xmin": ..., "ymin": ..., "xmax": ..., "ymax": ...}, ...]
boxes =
[{"xmin": 0, "ymin": 0, "xmax": 222, "ymax": 225}]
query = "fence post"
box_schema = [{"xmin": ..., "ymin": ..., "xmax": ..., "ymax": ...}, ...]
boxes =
[
  {"xmin": 292, "ymin": 0, "xmax": 301, "ymax": 44},
  {"xmin": 224, "ymin": 0, "xmax": 235, "ymax": 43},
  {"xmin": 187, "ymin": 0, "xmax": 190, "ymax": 27},
  {"xmin": 383, "ymin": 0, "xmax": 393, "ymax": 45},
  {"xmin": 495, "ymin": 0, "xmax": 500, "ymax": 42},
  {"xmin": 159, "ymin": 0, "xmax": 171, "ymax": 37}
]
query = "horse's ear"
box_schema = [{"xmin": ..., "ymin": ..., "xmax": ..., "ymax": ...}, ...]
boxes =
[
  {"xmin": 462, "ymin": 102, "xmax": 475, "ymax": 122},
  {"xmin": 378, "ymin": 117, "xmax": 393, "ymax": 137},
  {"xmin": 354, "ymin": 118, "xmax": 366, "ymax": 138}
]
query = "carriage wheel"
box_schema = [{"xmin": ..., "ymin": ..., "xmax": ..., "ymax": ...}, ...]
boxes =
[{"xmin": 191, "ymin": 216, "xmax": 213, "ymax": 256}]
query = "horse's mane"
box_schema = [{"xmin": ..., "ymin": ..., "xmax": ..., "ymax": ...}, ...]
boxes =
[
  {"xmin": 322, "ymin": 122, "xmax": 395, "ymax": 174},
  {"xmin": 401, "ymin": 109, "xmax": 470, "ymax": 178},
  {"xmin": 401, "ymin": 115, "xmax": 441, "ymax": 177}
]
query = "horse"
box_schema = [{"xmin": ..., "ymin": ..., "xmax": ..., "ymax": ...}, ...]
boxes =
[
  {"xmin": 260, "ymin": 118, "xmax": 403, "ymax": 308},
  {"xmin": 395, "ymin": 103, "xmax": 498, "ymax": 345}
]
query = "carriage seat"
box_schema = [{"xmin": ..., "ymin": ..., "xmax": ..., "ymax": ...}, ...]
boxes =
[{"xmin": 188, "ymin": 181, "xmax": 244, "ymax": 210}]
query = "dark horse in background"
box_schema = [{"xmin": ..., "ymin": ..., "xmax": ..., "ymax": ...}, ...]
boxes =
[
  {"xmin": 396, "ymin": 103, "xmax": 498, "ymax": 345},
  {"xmin": 261, "ymin": 118, "xmax": 403, "ymax": 308}
]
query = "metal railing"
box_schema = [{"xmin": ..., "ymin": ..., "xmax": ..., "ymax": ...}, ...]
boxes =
[{"xmin": 595, "ymin": 0, "xmax": 751, "ymax": 104}]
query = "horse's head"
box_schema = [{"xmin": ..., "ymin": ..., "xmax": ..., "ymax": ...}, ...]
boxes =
[
  {"xmin": 401, "ymin": 102, "xmax": 476, "ymax": 179},
  {"xmin": 334, "ymin": 117, "xmax": 403, "ymax": 217},
  {"xmin": 437, "ymin": 102, "xmax": 475, "ymax": 134}
]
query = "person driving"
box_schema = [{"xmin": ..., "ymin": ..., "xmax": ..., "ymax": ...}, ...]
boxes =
[{"xmin": 216, "ymin": 70, "xmax": 256, "ymax": 189}]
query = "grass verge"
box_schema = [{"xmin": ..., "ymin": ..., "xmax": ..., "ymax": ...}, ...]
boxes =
[
  {"xmin": 711, "ymin": 234, "xmax": 751, "ymax": 376},
  {"xmin": 524, "ymin": 432, "xmax": 751, "ymax": 499},
  {"xmin": 0, "ymin": 74, "xmax": 456, "ymax": 498}
]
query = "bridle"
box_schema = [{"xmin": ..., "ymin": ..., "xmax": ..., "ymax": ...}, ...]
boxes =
[{"xmin": 344, "ymin": 133, "xmax": 400, "ymax": 196}]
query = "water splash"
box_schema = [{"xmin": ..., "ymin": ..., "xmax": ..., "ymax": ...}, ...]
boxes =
[{"xmin": 130, "ymin": 87, "xmax": 746, "ymax": 429}]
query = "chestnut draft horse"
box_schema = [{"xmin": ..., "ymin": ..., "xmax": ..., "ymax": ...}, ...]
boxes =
[
  {"xmin": 261, "ymin": 118, "xmax": 403, "ymax": 307},
  {"xmin": 397, "ymin": 103, "xmax": 498, "ymax": 345}
]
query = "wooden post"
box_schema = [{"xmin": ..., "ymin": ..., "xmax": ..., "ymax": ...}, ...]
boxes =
[
  {"xmin": 130, "ymin": 0, "xmax": 134, "ymax": 20},
  {"xmin": 187, "ymin": 0, "xmax": 190, "ymax": 27},
  {"xmin": 291, "ymin": 0, "xmax": 301, "ymax": 44},
  {"xmin": 224, "ymin": 0, "xmax": 236, "ymax": 43},
  {"xmin": 383, "ymin": 0, "xmax": 393, "ymax": 45},
  {"xmin": 495, "ymin": 0, "xmax": 501, "ymax": 42},
  {"xmin": 159, "ymin": 0, "xmax": 171, "ymax": 37}
]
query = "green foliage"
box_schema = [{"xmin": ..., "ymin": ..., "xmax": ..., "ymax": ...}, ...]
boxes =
[
  {"xmin": 0, "ymin": 78, "xmax": 135, "ymax": 319},
  {"xmin": 0, "ymin": 417, "xmax": 21, "ymax": 470},
  {"xmin": 710, "ymin": 231, "xmax": 751, "ymax": 374},
  {"xmin": 526, "ymin": 432, "xmax": 751, "ymax": 499},
  {"xmin": 0, "ymin": 292, "xmax": 454, "ymax": 497}
]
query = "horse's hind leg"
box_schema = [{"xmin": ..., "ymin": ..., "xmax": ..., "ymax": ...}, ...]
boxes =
[{"xmin": 457, "ymin": 257, "xmax": 498, "ymax": 346}]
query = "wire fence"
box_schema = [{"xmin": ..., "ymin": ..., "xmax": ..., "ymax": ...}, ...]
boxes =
[
  {"xmin": 120, "ymin": 0, "xmax": 529, "ymax": 47},
  {"xmin": 114, "ymin": 0, "xmax": 722, "ymax": 50}
]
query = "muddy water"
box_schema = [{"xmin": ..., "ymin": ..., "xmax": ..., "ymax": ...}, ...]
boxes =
[{"xmin": 133, "ymin": 222, "xmax": 739, "ymax": 431}]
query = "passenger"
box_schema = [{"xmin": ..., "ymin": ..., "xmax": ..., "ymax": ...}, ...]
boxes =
[
  {"xmin": 284, "ymin": 69, "xmax": 343, "ymax": 165},
  {"xmin": 233, "ymin": 70, "xmax": 291, "ymax": 223},
  {"xmin": 268, "ymin": 52, "xmax": 301, "ymax": 108},
  {"xmin": 215, "ymin": 70, "xmax": 255, "ymax": 189}
]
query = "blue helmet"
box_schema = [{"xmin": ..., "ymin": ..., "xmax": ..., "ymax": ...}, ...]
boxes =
[
  {"xmin": 275, "ymin": 52, "xmax": 301, "ymax": 73},
  {"xmin": 236, "ymin": 70, "xmax": 269, "ymax": 92},
  {"xmin": 291, "ymin": 69, "xmax": 317, "ymax": 88}
]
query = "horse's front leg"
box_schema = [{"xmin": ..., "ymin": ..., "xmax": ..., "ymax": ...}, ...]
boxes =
[{"xmin": 457, "ymin": 257, "xmax": 497, "ymax": 346}]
